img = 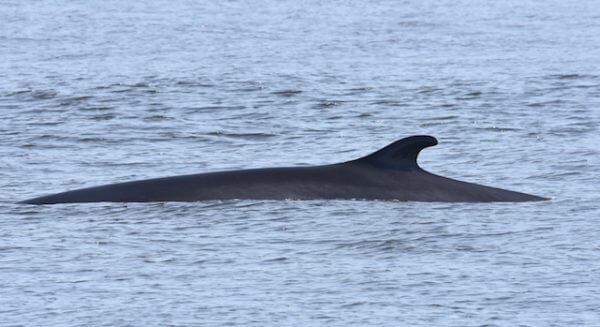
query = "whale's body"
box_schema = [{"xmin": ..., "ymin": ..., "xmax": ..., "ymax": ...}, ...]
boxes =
[{"xmin": 21, "ymin": 136, "xmax": 547, "ymax": 204}]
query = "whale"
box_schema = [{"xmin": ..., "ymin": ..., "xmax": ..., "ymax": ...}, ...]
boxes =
[{"xmin": 20, "ymin": 135, "xmax": 547, "ymax": 204}]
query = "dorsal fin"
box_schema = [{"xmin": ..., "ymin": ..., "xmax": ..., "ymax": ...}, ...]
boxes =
[{"xmin": 353, "ymin": 135, "xmax": 438, "ymax": 171}]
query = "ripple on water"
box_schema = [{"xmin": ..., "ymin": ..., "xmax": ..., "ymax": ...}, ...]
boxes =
[
  {"xmin": 271, "ymin": 89, "xmax": 303, "ymax": 97},
  {"xmin": 205, "ymin": 131, "xmax": 278, "ymax": 140},
  {"xmin": 4, "ymin": 88, "xmax": 58, "ymax": 101}
]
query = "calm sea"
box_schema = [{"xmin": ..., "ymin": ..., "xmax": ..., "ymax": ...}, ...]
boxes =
[{"xmin": 1, "ymin": 0, "xmax": 600, "ymax": 325}]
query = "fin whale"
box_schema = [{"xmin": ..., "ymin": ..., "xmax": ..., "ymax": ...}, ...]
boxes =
[{"xmin": 21, "ymin": 135, "xmax": 547, "ymax": 204}]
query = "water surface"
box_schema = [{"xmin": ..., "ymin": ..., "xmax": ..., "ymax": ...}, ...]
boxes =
[{"xmin": 1, "ymin": 0, "xmax": 600, "ymax": 325}]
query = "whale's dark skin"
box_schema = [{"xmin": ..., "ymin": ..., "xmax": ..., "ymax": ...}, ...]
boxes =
[{"xmin": 21, "ymin": 135, "xmax": 547, "ymax": 204}]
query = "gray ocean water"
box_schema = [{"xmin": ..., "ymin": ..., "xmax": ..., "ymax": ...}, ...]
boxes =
[{"xmin": 1, "ymin": 0, "xmax": 600, "ymax": 325}]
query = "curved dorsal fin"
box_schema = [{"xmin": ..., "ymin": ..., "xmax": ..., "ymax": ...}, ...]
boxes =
[{"xmin": 353, "ymin": 135, "xmax": 438, "ymax": 171}]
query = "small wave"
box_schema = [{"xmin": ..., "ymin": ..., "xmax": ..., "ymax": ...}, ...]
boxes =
[
  {"xmin": 28, "ymin": 134, "xmax": 128, "ymax": 145},
  {"xmin": 526, "ymin": 99, "xmax": 567, "ymax": 107},
  {"xmin": 549, "ymin": 73, "xmax": 585, "ymax": 80},
  {"xmin": 69, "ymin": 95, "xmax": 93, "ymax": 101},
  {"xmin": 79, "ymin": 105, "xmax": 114, "ymax": 111},
  {"xmin": 537, "ymin": 171, "xmax": 582, "ymax": 180},
  {"xmin": 271, "ymin": 89, "xmax": 302, "ymax": 97},
  {"xmin": 90, "ymin": 113, "xmax": 116, "ymax": 121},
  {"xmin": 59, "ymin": 95, "xmax": 94, "ymax": 106},
  {"xmin": 340, "ymin": 301, "xmax": 368, "ymax": 308},
  {"xmin": 263, "ymin": 257, "xmax": 288, "ymax": 262},
  {"xmin": 6, "ymin": 89, "xmax": 33, "ymax": 96},
  {"xmin": 27, "ymin": 121, "xmax": 64, "ymax": 126},
  {"xmin": 102, "ymin": 82, "xmax": 159, "ymax": 94},
  {"xmin": 206, "ymin": 131, "xmax": 277, "ymax": 140},
  {"xmin": 477, "ymin": 126, "xmax": 522, "ymax": 132},
  {"xmin": 10, "ymin": 89, "xmax": 58, "ymax": 100},
  {"xmin": 185, "ymin": 105, "xmax": 246, "ymax": 112},
  {"xmin": 314, "ymin": 99, "xmax": 344, "ymax": 108},
  {"xmin": 346, "ymin": 86, "xmax": 373, "ymax": 92},
  {"xmin": 431, "ymin": 115, "xmax": 459, "ymax": 121},
  {"xmin": 417, "ymin": 87, "xmax": 442, "ymax": 94},
  {"xmin": 175, "ymin": 80, "xmax": 214, "ymax": 88},
  {"xmin": 232, "ymin": 84, "xmax": 265, "ymax": 92},
  {"xmin": 370, "ymin": 99, "xmax": 406, "ymax": 106},
  {"xmin": 335, "ymin": 239, "xmax": 412, "ymax": 252},
  {"xmin": 142, "ymin": 115, "xmax": 174, "ymax": 121},
  {"xmin": 397, "ymin": 20, "xmax": 437, "ymax": 28},
  {"xmin": 440, "ymin": 103, "xmax": 456, "ymax": 108},
  {"xmin": 455, "ymin": 91, "xmax": 483, "ymax": 100}
]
